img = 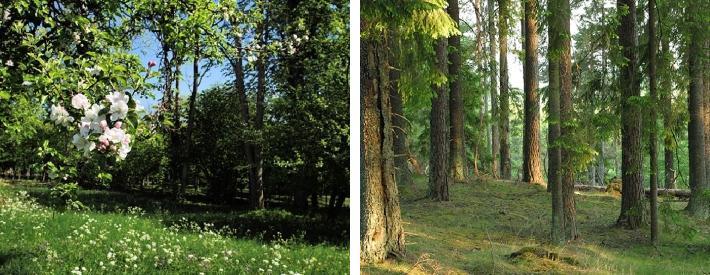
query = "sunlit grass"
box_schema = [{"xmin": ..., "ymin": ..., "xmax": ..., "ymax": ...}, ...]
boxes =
[
  {"xmin": 362, "ymin": 176, "xmax": 710, "ymax": 274},
  {"xmin": 0, "ymin": 180, "xmax": 348, "ymax": 274}
]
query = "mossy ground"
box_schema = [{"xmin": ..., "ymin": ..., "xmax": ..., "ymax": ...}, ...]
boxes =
[
  {"xmin": 0, "ymin": 180, "xmax": 348, "ymax": 274},
  {"xmin": 362, "ymin": 175, "xmax": 710, "ymax": 274}
]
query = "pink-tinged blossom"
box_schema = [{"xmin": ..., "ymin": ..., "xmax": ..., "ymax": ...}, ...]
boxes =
[
  {"xmin": 71, "ymin": 94, "xmax": 90, "ymax": 110},
  {"xmin": 100, "ymin": 120, "xmax": 108, "ymax": 131},
  {"xmin": 114, "ymin": 121, "xmax": 122, "ymax": 129}
]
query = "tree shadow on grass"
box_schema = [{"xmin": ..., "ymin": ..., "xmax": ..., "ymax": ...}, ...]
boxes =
[
  {"xmin": 0, "ymin": 249, "xmax": 35, "ymax": 274},
  {"xmin": 11, "ymin": 183, "xmax": 349, "ymax": 246}
]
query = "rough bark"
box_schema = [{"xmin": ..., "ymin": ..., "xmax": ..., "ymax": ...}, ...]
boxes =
[
  {"xmin": 616, "ymin": 0, "xmax": 644, "ymax": 229},
  {"xmin": 647, "ymin": 0, "xmax": 659, "ymax": 244},
  {"xmin": 523, "ymin": 0, "xmax": 544, "ymax": 185},
  {"xmin": 488, "ymin": 0, "xmax": 500, "ymax": 178},
  {"xmin": 448, "ymin": 0, "xmax": 466, "ymax": 182},
  {"xmin": 559, "ymin": 0, "xmax": 576, "ymax": 240},
  {"xmin": 361, "ymin": 35, "xmax": 405, "ymax": 263},
  {"xmin": 430, "ymin": 38, "xmax": 451, "ymax": 201},
  {"xmin": 685, "ymin": 8, "xmax": 708, "ymax": 218},
  {"xmin": 547, "ymin": 0, "xmax": 564, "ymax": 245}
]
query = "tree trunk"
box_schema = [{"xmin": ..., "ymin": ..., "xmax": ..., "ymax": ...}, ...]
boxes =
[
  {"xmin": 182, "ymin": 36, "xmax": 200, "ymax": 199},
  {"xmin": 488, "ymin": 0, "xmax": 500, "ymax": 178},
  {"xmin": 232, "ymin": 35, "xmax": 258, "ymax": 207},
  {"xmin": 647, "ymin": 0, "xmax": 659, "ymax": 244},
  {"xmin": 172, "ymin": 64, "xmax": 183, "ymax": 198},
  {"xmin": 448, "ymin": 0, "xmax": 466, "ymax": 183},
  {"xmin": 596, "ymin": 141, "xmax": 605, "ymax": 185},
  {"xmin": 660, "ymin": 29, "xmax": 675, "ymax": 189},
  {"xmin": 361, "ymin": 35, "xmax": 405, "ymax": 263},
  {"xmin": 389, "ymin": 51, "xmax": 412, "ymax": 186},
  {"xmin": 522, "ymin": 0, "xmax": 543, "ymax": 185},
  {"xmin": 558, "ymin": 0, "xmax": 576, "ymax": 240},
  {"xmin": 429, "ymin": 38, "xmax": 451, "ymax": 201},
  {"xmin": 685, "ymin": 6, "xmax": 707, "ymax": 218},
  {"xmin": 616, "ymin": 0, "xmax": 644, "ymax": 229},
  {"xmin": 498, "ymin": 0, "xmax": 511, "ymax": 179},
  {"xmin": 547, "ymin": 0, "xmax": 564, "ymax": 245},
  {"xmin": 250, "ymin": 13, "xmax": 269, "ymax": 210}
]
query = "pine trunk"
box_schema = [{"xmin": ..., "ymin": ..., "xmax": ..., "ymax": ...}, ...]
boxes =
[
  {"xmin": 523, "ymin": 0, "xmax": 543, "ymax": 185},
  {"xmin": 488, "ymin": 0, "xmax": 500, "ymax": 178},
  {"xmin": 616, "ymin": 0, "xmax": 644, "ymax": 229},
  {"xmin": 361, "ymin": 35, "xmax": 405, "ymax": 263},
  {"xmin": 498, "ymin": 0, "xmax": 511, "ymax": 179},
  {"xmin": 559, "ymin": 0, "xmax": 576, "ymax": 240},
  {"xmin": 547, "ymin": 0, "xmax": 564, "ymax": 245},
  {"xmin": 390, "ymin": 52, "xmax": 411, "ymax": 186},
  {"xmin": 685, "ymin": 7, "xmax": 708, "ymax": 218},
  {"xmin": 647, "ymin": 0, "xmax": 659, "ymax": 244},
  {"xmin": 448, "ymin": 0, "xmax": 466, "ymax": 182},
  {"xmin": 661, "ymin": 33, "xmax": 675, "ymax": 189},
  {"xmin": 430, "ymin": 38, "xmax": 451, "ymax": 201}
]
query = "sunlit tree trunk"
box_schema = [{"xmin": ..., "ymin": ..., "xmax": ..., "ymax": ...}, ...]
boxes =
[
  {"xmin": 523, "ymin": 0, "xmax": 543, "ymax": 185},
  {"xmin": 559, "ymin": 0, "xmax": 576, "ymax": 240},
  {"xmin": 361, "ymin": 34, "xmax": 405, "ymax": 263}
]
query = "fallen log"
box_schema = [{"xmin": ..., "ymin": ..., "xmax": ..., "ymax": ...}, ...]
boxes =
[{"xmin": 574, "ymin": 184, "xmax": 690, "ymax": 198}]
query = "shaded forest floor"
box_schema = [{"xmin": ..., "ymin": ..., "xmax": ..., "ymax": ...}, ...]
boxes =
[
  {"xmin": 362, "ymin": 176, "xmax": 710, "ymax": 274},
  {"xmin": 0, "ymin": 180, "xmax": 348, "ymax": 274}
]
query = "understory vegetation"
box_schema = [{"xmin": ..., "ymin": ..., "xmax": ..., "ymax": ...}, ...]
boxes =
[
  {"xmin": 0, "ymin": 180, "xmax": 348, "ymax": 274},
  {"xmin": 362, "ymin": 176, "xmax": 709, "ymax": 274}
]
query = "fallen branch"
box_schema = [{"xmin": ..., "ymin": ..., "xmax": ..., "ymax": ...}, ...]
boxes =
[{"xmin": 574, "ymin": 184, "xmax": 690, "ymax": 198}]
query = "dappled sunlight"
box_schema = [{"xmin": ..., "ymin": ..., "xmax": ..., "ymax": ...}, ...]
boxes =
[{"xmin": 365, "ymin": 176, "xmax": 710, "ymax": 273}]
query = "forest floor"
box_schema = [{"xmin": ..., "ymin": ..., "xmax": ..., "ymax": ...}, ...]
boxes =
[
  {"xmin": 362, "ymin": 175, "xmax": 710, "ymax": 274},
  {"xmin": 0, "ymin": 179, "xmax": 348, "ymax": 274}
]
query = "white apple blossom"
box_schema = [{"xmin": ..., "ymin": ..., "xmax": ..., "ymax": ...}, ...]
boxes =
[
  {"xmin": 118, "ymin": 143, "xmax": 131, "ymax": 160},
  {"xmin": 21, "ymin": 81, "xmax": 32, "ymax": 86},
  {"xmin": 102, "ymin": 127, "xmax": 126, "ymax": 144},
  {"xmin": 80, "ymin": 104, "xmax": 103, "ymax": 134},
  {"xmin": 71, "ymin": 94, "xmax": 90, "ymax": 110},
  {"xmin": 2, "ymin": 9, "xmax": 10, "ymax": 22},
  {"xmin": 50, "ymin": 105, "xmax": 74, "ymax": 125},
  {"xmin": 106, "ymin": 91, "xmax": 129, "ymax": 120},
  {"xmin": 247, "ymin": 55, "xmax": 257, "ymax": 63},
  {"xmin": 72, "ymin": 134, "xmax": 96, "ymax": 157},
  {"xmin": 85, "ymin": 65, "xmax": 101, "ymax": 76},
  {"xmin": 5, "ymin": 60, "xmax": 13, "ymax": 67}
]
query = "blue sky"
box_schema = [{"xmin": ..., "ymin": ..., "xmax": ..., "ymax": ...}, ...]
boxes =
[{"xmin": 130, "ymin": 33, "xmax": 228, "ymax": 111}]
